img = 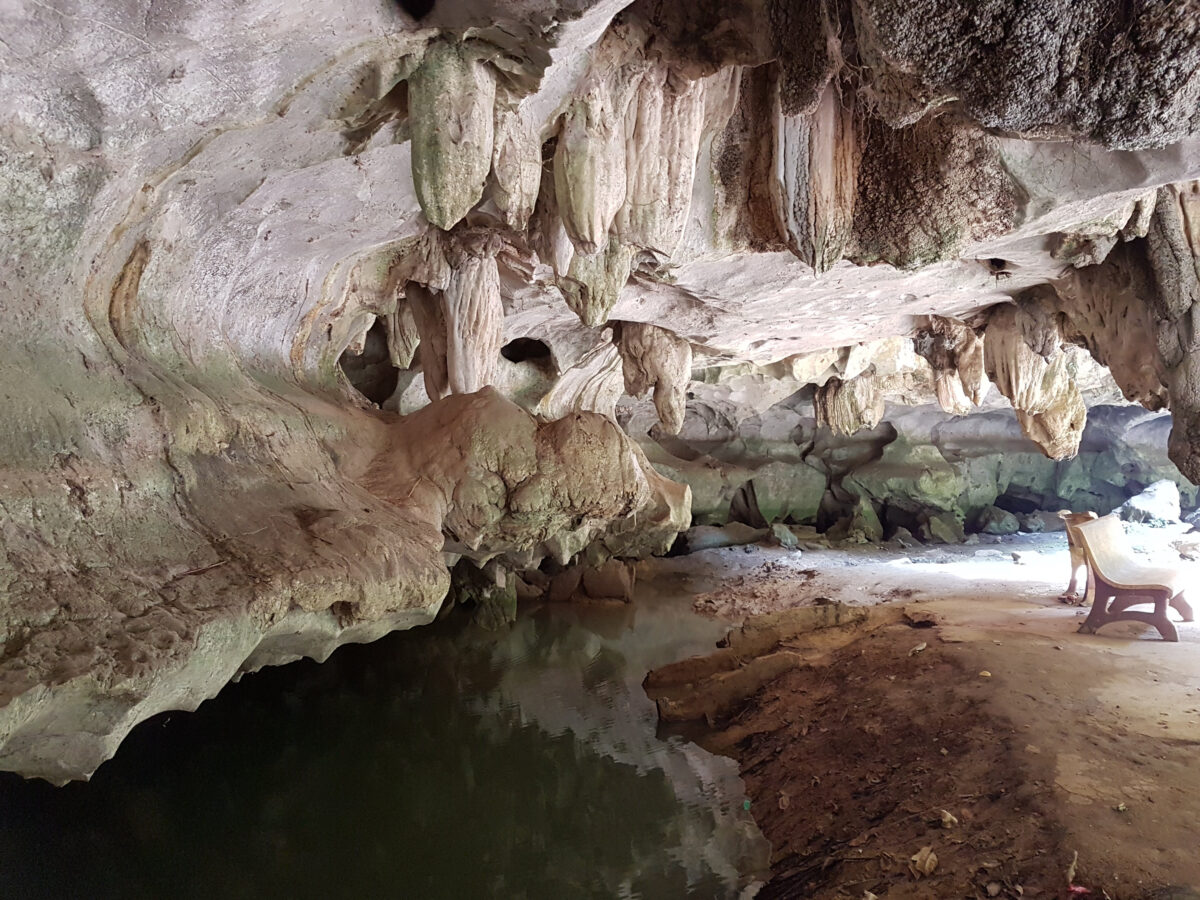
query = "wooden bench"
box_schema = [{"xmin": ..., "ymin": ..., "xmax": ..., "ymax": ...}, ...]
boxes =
[
  {"xmin": 1074, "ymin": 515, "xmax": 1193, "ymax": 642},
  {"xmin": 1058, "ymin": 510, "xmax": 1098, "ymax": 603}
]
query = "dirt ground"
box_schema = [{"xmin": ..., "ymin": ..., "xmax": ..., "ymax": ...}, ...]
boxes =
[{"xmin": 640, "ymin": 529, "xmax": 1200, "ymax": 899}]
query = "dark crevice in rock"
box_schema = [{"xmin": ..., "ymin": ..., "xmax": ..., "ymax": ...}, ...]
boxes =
[{"xmin": 338, "ymin": 319, "xmax": 401, "ymax": 405}]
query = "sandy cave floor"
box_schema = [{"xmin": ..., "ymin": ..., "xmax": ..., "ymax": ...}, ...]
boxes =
[{"xmin": 636, "ymin": 528, "xmax": 1200, "ymax": 899}]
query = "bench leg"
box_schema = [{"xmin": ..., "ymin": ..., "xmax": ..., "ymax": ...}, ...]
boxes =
[
  {"xmin": 1078, "ymin": 582, "xmax": 1116, "ymax": 635},
  {"xmin": 1078, "ymin": 587, "xmax": 1179, "ymax": 641},
  {"xmin": 1170, "ymin": 592, "xmax": 1194, "ymax": 623}
]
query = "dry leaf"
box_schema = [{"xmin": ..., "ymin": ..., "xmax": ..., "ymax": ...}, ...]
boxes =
[
  {"xmin": 909, "ymin": 641, "xmax": 927, "ymax": 656},
  {"xmin": 909, "ymin": 846, "xmax": 938, "ymax": 878},
  {"xmin": 940, "ymin": 809, "xmax": 958, "ymax": 829}
]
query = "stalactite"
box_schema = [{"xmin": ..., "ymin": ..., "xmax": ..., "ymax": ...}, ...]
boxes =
[
  {"xmin": 912, "ymin": 315, "xmax": 985, "ymax": 416},
  {"xmin": 615, "ymin": 64, "xmax": 707, "ymax": 255},
  {"xmin": 983, "ymin": 305, "xmax": 1086, "ymax": 460},
  {"xmin": 408, "ymin": 40, "xmax": 497, "ymax": 231},
  {"xmin": 491, "ymin": 96, "xmax": 542, "ymax": 231},
  {"xmin": 772, "ymin": 81, "xmax": 860, "ymax": 273},
  {"xmin": 616, "ymin": 321, "xmax": 693, "ymax": 434},
  {"xmin": 813, "ymin": 374, "xmax": 885, "ymax": 435},
  {"xmin": 553, "ymin": 74, "xmax": 629, "ymax": 254},
  {"xmin": 385, "ymin": 301, "xmax": 420, "ymax": 369},
  {"xmin": 405, "ymin": 232, "xmax": 503, "ymax": 398},
  {"xmin": 559, "ymin": 235, "xmax": 634, "ymax": 327},
  {"xmin": 1145, "ymin": 181, "xmax": 1200, "ymax": 482},
  {"xmin": 443, "ymin": 236, "xmax": 504, "ymax": 395}
]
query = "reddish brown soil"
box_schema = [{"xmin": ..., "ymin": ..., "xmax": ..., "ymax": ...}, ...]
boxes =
[{"xmin": 703, "ymin": 623, "xmax": 1070, "ymax": 899}]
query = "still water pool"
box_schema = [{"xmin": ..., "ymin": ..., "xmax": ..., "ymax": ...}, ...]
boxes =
[{"xmin": 0, "ymin": 581, "xmax": 768, "ymax": 899}]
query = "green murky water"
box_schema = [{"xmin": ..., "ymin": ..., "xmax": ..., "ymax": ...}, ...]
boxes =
[{"xmin": 0, "ymin": 586, "xmax": 768, "ymax": 899}]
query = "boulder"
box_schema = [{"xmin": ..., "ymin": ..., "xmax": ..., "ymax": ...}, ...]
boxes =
[
  {"xmin": 1117, "ymin": 480, "xmax": 1182, "ymax": 525},
  {"xmin": 974, "ymin": 505, "xmax": 1020, "ymax": 535},
  {"xmin": 684, "ymin": 523, "xmax": 770, "ymax": 552},
  {"xmin": 848, "ymin": 495, "xmax": 885, "ymax": 543},
  {"xmin": 890, "ymin": 526, "xmax": 922, "ymax": 549},
  {"xmin": 1021, "ymin": 510, "xmax": 1068, "ymax": 533},
  {"xmin": 920, "ymin": 512, "xmax": 966, "ymax": 544},
  {"xmin": 1016, "ymin": 512, "xmax": 1045, "ymax": 533},
  {"xmin": 581, "ymin": 560, "xmax": 637, "ymax": 601},
  {"xmin": 771, "ymin": 523, "xmax": 801, "ymax": 551}
]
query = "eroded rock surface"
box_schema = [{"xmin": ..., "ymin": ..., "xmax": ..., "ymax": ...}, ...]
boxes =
[{"xmin": 2, "ymin": 0, "xmax": 1200, "ymax": 780}]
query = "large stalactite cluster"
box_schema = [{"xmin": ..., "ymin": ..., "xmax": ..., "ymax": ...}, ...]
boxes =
[{"xmin": 1, "ymin": 0, "xmax": 1199, "ymax": 780}]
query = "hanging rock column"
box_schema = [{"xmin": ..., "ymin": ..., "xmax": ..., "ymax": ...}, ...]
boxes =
[
  {"xmin": 409, "ymin": 40, "xmax": 497, "ymax": 230},
  {"xmin": 616, "ymin": 321, "xmax": 693, "ymax": 434},
  {"xmin": 983, "ymin": 305, "xmax": 1086, "ymax": 460}
]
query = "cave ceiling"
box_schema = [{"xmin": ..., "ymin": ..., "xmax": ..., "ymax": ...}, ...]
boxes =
[{"xmin": 1, "ymin": 0, "xmax": 1199, "ymax": 780}]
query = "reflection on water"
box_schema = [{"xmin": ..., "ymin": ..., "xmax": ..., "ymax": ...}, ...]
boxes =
[{"xmin": 0, "ymin": 585, "xmax": 768, "ymax": 899}]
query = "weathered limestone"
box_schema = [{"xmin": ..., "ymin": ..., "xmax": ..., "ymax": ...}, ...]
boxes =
[
  {"xmin": 554, "ymin": 63, "xmax": 630, "ymax": 254},
  {"xmin": 385, "ymin": 302, "xmax": 421, "ymax": 369},
  {"xmin": 771, "ymin": 83, "xmax": 860, "ymax": 273},
  {"xmin": 560, "ymin": 236, "xmax": 635, "ymax": 327},
  {"xmin": 913, "ymin": 316, "xmax": 987, "ymax": 416},
  {"xmin": 1146, "ymin": 182, "xmax": 1200, "ymax": 482},
  {"xmin": 615, "ymin": 63, "xmax": 708, "ymax": 255},
  {"xmin": 443, "ymin": 238, "xmax": 504, "ymax": 395},
  {"xmin": 409, "ymin": 41, "xmax": 497, "ymax": 230},
  {"xmin": 814, "ymin": 375, "xmax": 885, "ymax": 436},
  {"xmin": 491, "ymin": 91, "xmax": 543, "ymax": 231},
  {"xmin": 406, "ymin": 233, "xmax": 504, "ymax": 399},
  {"xmin": 983, "ymin": 305, "xmax": 1087, "ymax": 460},
  {"xmin": 533, "ymin": 334, "xmax": 624, "ymax": 420},
  {"xmin": 3, "ymin": 0, "xmax": 1200, "ymax": 785},
  {"xmin": 616, "ymin": 322, "xmax": 693, "ymax": 434}
]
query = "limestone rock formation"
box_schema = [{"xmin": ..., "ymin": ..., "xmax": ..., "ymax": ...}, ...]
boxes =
[
  {"xmin": 410, "ymin": 41, "xmax": 497, "ymax": 230},
  {"xmin": 1117, "ymin": 480, "xmax": 1183, "ymax": 525},
  {"xmin": 2, "ymin": 0, "xmax": 1200, "ymax": 782},
  {"xmin": 983, "ymin": 305, "xmax": 1087, "ymax": 460},
  {"xmin": 913, "ymin": 316, "xmax": 987, "ymax": 416},
  {"xmin": 616, "ymin": 322, "xmax": 693, "ymax": 434},
  {"xmin": 814, "ymin": 375, "xmax": 885, "ymax": 436}
]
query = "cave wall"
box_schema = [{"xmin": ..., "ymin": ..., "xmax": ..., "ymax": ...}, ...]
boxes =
[{"xmin": 1, "ymin": 0, "xmax": 1199, "ymax": 780}]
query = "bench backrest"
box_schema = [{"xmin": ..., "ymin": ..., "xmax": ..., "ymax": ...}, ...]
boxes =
[{"xmin": 1073, "ymin": 515, "xmax": 1128, "ymax": 582}]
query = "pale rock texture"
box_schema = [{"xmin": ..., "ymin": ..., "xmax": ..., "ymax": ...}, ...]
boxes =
[
  {"xmin": 409, "ymin": 41, "xmax": 498, "ymax": 230},
  {"xmin": 615, "ymin": 63, "xmax": 708, "ymax": 254},
  {"xmin": 561, "ymin": 236, "xmax": 636, "ymax": 326},
  {"xmin": 1117, "ymin": 480, "xmax": 1183, "ymax": 525},
  {"xmin": 443, "ymin": 237, "xmax": 505, "ymax": 395},
  {"xmin": 553, "ymin": 36, "xmax": 633, "ymax": 254},
  {"xmin": 385, "ymin": 303, "xmax": 421, "ymax": 369},
  {"xmin": 2, "ymin": 0, "xmax": 1200, "ymax": 782},
  {"xmin": 983, "ymin": 305, "xmax": 1087, "ymax": 460},
  {"xmin": 913, "ymin": 316, "xmax": 987, "ymax": 416},
  {"xmin": 490, "ymin": 90, "xmax": 543, "ymax": 230},
  {"xmin": 814, "ymin": 375, "xmax": 885, "ymax": 436},
  {"xmin": 616, "ymin": 321, "xmax": 693, "ymax": 434},
  {"xmin": 533, "ymin": 333, "xmax": 625, "ymax": 420},
  {"xmin": 772, "ymin": 84, "xmax": 860, "ymax": 273}
]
